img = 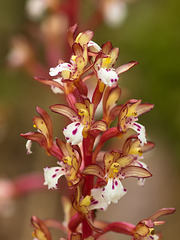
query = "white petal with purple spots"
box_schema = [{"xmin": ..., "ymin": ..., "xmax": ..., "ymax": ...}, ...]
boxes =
[
  {"xmin": 127, "ymin": 121, "xmax": 147, "ymax": 146},
  {"xmin": 102, "ymin": 178, "xmax": 126, "ymax": 204},
  {"xmin": 49, "ymin": 63, "xmax": 74, "ymax": 77},
  {"xmin": 97, "ymin": 68, "xmax": 119, "ymax": 87},
  {"xmin": 63, "ymin": 122, "xmax": 84, "ymax": 145},
  {"xmin": 44, "ymin": 164, "xmax": 68, "ymax": 189},
  {"xmin": 89, "ymin": 188, "xmax": 108, "ymax": 211}
]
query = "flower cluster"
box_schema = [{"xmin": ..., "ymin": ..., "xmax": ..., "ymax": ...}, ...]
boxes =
[{"xmin": 21, "ymin": 24, "xmax": 175, "ymax": 239}]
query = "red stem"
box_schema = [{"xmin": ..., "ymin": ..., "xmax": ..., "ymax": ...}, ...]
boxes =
[
  {"xmin": 82, "ymin": 135, "xmax": 95, "ymax": 237},
  {"xmin": 94, "ymin": 221, "xmax": 135, "ymax": 239},
  {"xmin": 92, "ymin": 127, "xmax": 119, "ymax": 163}
]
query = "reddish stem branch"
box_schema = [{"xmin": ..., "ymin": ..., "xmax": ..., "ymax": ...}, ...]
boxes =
[
  {"xmin": 92, "ymin": 127, "xmax": 119, "ymax": 163},
  {"xmin": 94, "ymin": 221, "xmax": 135, "ymax": 239}
]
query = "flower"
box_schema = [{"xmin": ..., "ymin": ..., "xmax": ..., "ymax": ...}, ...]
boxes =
[
  {"xmin": 44, "ymin": 139, "xmax": 82, "ymax": 189},
  {"xmin": 83, "ymin": 151, "xmax": 151, "ymax": 206},
  {"xmin": 122, "ymin": 136, "xmax": 155, "ymax": 186},
  {"xmin": 118, "ymin": 99, "xmax": 154, "ymax": 146},
  {"xmin": 21, "ymin": 107, "xmax": 54, "ymax": 154},
  {"xmin": 50, "ymin": 100, "xmax": 107, "ymax": 145},
  {"xmin": 31, "ymin": 216, "xmax": 52, "ymax": 240},
  {"xmin": 95, "ymin": 41, "xmax": 138, "ymax": 87},
  {"xmin": 133, "ymin": 208, "xmax": 176, "ymax": 240}
]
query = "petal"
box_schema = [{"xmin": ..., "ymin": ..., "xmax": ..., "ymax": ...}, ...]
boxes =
[
  {"xmin": 51, "ymin": 78, "xmax": 64, "ymax": 94},
  {"xmin": 89, "ymin": 188, "xmax": 108, "ymax": 211},
  {"xmin": 102, "ymin": 178, "xmax": 126, "ymax": 204},
  {"xmin": 74, "ymin": 56, "xmax": 86, "ymax": 75},
  {"xmin": 97, "ymin": 68, "xmax": 119, "ymax": 87},
  {"xmin": 75, "ymin": 30, "xmax": 94, "ymax": 46},
  {"xmin": 116, "ymin": 61, "xmax": 138, "ymax": 75},
  {"xmin": 142, "ymin": 141, "xmax": 155, "ymax": 152},
  {"xmin": 101, "ymin": 41, "xmax": 113, "ymax": 55},
  {"xmin": 56, "ymin": 138, "xmax": 69, "ymax": 157},
  {"xmin": 34, "ymin": 76, "xmax": 64, "ymax": 92},
  {"xmin": 120, "ymin": 166, "xmax": 152, "ymax": 179},
  {"xmin": 33, "ymin": 116, "xmax": 49, "ymax": 140},
  {"xmin": 88, "ymin": 40, "xmax": 101, "ymax": 52},
  {"xmin": 109, "ymin": 47, "xmax": 119, "ymax": 67},
  {"xmin": 26, "ymin": 140, "xmax": 32, "ymax": 154},
  {"xmin": 43, "ymin": 165, "xmax": 67, "ymax": 189},
  {"xmin": 148, "ymin": 208, "xmax": 176, "ymax": 221},
  {"xmin": 104, "ymin": 152, "xmax": 114, "ymax": 173},
  {"xmin": 116, "ymin": 155, "xmax": 135, "ymax": 168},
  {"xmin": 36, "ymin": 107, "xmax": 53, "ymax": 145},
  {"xmin": 63, "ymin": 122, "xmax": 84, "ymax": 145},
  {"xmin": 50, "ymin": 104, "xmax": 79, "ymax": 122},
  {"xmin": 90, "ymin": 120, "xmax": 108, "ymax": 132},
  {"xmin": 21, "ymin": 132, "xmax": 47, "ymax": 148},
  {"xmin": 136, "ymin": 103, "xmax": 154, "ymax": 116},
  {"xmin": 67, "ymin": 23, "xmax": 78, "ymax": 47},
  {"xmin": 49, "ymin": 63, "xmax": 74, "ymax": 77},
  {"xmin": 128, "ymin": 122, "xmax": 147, "ymax": 146},
  {"xmin": 31, "ymin": 216, "xmax": 52, "ymax": 240},
  {"xmin": 105, "ymin": 87, "xmax": 121, "ymax": 115},
  {"xmin": 83, "ymin": 164, "xmax": 104, "ymax": 180}
]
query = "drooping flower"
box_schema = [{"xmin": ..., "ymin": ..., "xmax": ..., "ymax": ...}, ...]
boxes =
[
  {"xmin": 122, "ymin": 136, "xmax": 155, "ymax": 186},
  {"xmin": 83, "ymin": 151, "xmax": 151, "ymax": 206},
  {"xmin": 50, "ymin": 99, "xmax": 107, "ymax": 145},
  {"xmin": 21, "ymin": 107, "xmax": 53, "ymax": 151},
  {"xmin": 31, "ymin": 216, "xmax": 52, "ymax": 240},
  {"xmin": 118, "ymin": 99, "xmax": 154, "ymax": 146},
  {"xmin": 132, "ymin": 208, "xmax": 175, "ymax": 240},
  {"xmin": 93, "ymin": 208, "xmax": 175, "ymax": 240},
  {"xmin": 44, "ymin": 140, "xmax": 82, "ymax": 189},
  {"xmin": 95, "ymin": 41, "xmax": 138, "ymax": 87}
]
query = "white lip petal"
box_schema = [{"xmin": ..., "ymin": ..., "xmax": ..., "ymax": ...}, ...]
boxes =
[
  {"xmin": 43, "ymin": 165, "xmax": 68, "ymax": 189},
  {"xmin": 49, "ymin": 63, "xmax": 74, "ymax": 77},
  {"xmin": 97, "ymin": 68, "xmax": 119, "ymax": 87},
  {"xmin": 89, "ymin": 188, "xmax": 108, "ymax": 211},
  {"xmin": 128, "ymin": 122, "xmax": 147, "ymax": 146},
  {"xmin": 63, "ymin": 122, "xmax": 84, "ymax": 145},
  {"xmin": 102, "ymin": 178, "xmax": 126, "ymax": 204}
]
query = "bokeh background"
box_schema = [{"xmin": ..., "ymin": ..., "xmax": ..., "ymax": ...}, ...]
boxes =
[{"xmin": 0, "ymin": 0, "xmax": 179, "ymax": 239}]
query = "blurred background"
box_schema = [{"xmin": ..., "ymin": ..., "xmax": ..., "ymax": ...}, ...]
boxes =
[{"xmin": 0, "ymin": 0, "xmax": 179, "ymax": 239}]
